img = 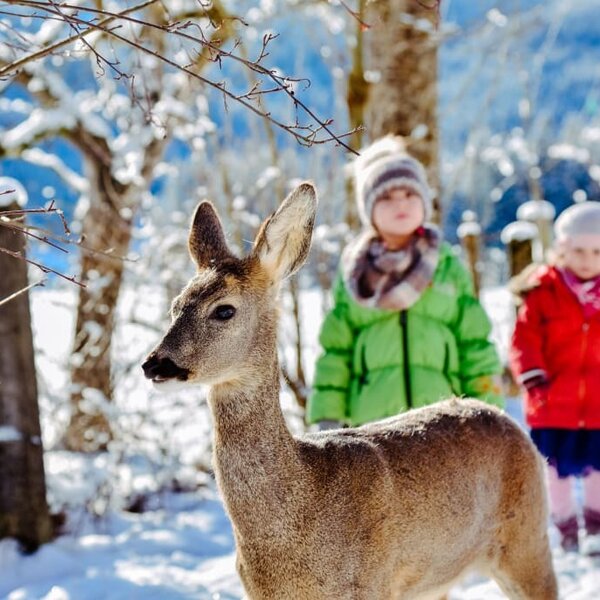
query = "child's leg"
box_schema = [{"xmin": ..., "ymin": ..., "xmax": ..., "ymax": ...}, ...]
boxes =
[
  {"xmin": 547, "ymin": 464, "xmax": 579, "ymax": 551},
  {"xmin": 547, "ymin": 464, "xmax": 576, "ymax": 522},
  {"xmin": 583, "ymin": 470, "xmax": 600, "ymax": 536},
  {"xmin": 583, "ymin": 469, "xmax": 600, "ymax": 513}
]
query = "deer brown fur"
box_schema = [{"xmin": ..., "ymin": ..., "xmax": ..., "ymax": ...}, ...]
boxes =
[{"xmin": 142, "ymin": 182, "xmax": 557, "ymax": 600}]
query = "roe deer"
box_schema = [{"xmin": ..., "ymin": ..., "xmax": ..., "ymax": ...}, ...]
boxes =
[{"xmin": 142, "ymin": 183, "xmax": 557, "ymax": 600}]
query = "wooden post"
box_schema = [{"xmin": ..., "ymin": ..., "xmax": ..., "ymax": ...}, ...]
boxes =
[
  {"xmin": 501, "ymin": 221, "xmax": 538, "ymax": 278},
  {"xmin": 0, "ymin": 184, "xmax": 53, "ymax": 551},
  {"xmin": 516, "ymin": 199, "xmax": 556, "ymax": 261},
  {"xmin": 457, "ymin": 210, "xmax": 481, "ymax": 297}
]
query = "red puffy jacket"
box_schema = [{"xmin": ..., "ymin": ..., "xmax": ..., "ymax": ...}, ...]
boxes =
[{"xmin": 510, "ymin": 265, "xmax": 600, "ymax": 429}]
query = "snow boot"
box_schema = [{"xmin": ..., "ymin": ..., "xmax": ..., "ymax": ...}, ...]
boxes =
[
  {"xmin": 555, "ymin": 516, "xmax": 579, "ymax": 553},
  {"xmin": 582, "ymin": 508, "xmax": 600, "ymax": 557}
]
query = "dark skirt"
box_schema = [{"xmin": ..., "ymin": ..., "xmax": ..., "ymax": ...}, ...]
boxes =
[{"xmin": 531, "ymin": 428, "xmax": 600, "ymax": 478}]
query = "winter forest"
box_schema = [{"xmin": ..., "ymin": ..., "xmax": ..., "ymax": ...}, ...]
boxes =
[{"xmin": 1, "ymin": 0, "xmax": 600, "ymax": 598}]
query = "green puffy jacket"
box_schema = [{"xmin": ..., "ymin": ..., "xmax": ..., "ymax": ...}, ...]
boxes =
[{"xmin": 306, "ymin": 242, "xmax": 503, "ymax": 426}]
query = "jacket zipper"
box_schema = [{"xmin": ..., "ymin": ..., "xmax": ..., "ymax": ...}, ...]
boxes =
[
  {"xmin": 400, "ymin": 310, "xmax": 413, "ymax": 409},
  {"xmin": 359, "ymin": 344, "xmax": 368, "ymax": 388}
]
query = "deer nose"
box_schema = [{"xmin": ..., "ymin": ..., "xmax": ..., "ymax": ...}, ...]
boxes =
[{"xmin": 142, "ymin": 354, "xmax": 189, "ymax": 381}]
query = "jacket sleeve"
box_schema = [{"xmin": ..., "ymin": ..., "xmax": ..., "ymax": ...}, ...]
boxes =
[
  {"xmin": 509, "ymin": 289, "xmax": 547, "ymax": 386},
  {"xmin": 452, "ymin": 259, "xmax": 504, "ymax": 407},
  {"xmin": 306, "ymin": 275, "xmax": 355, "ymax": 424}
]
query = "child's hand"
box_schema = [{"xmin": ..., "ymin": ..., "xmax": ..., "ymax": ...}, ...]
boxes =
[
  {"xmin": 522, "ymin": 371, "xmax": 549, "ymax": 413},
  {"xmin": 528, "ymin": 385, "xmax": 547, "ymax": 413}
]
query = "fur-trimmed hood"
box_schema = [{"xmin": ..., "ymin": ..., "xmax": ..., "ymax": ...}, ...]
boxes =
[{"xmin": 508, "ymin": 263, "xmax": 550, "ymax": 305}]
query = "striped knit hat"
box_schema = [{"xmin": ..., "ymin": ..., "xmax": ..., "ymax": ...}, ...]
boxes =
[{"xmin": 354, "ymin": 135, "xmax": 433, "ymax": 227}]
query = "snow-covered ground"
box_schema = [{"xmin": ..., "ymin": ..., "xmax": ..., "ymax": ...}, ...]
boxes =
[
  {"xmin": 2, "ymin": 470, "xmax": 599, "ymax": 600},
  {"xmin": 2, "ymin": 468, "xmax": 600, "ymax": 599},
  {"xmin": 1, "ymin": 286, "xmax": 599, "ymax": 599}
]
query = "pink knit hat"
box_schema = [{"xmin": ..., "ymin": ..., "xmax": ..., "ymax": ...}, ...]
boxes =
[{"xmin": 554, "ymin": 202, "xmax": 600, "ymax": 242}]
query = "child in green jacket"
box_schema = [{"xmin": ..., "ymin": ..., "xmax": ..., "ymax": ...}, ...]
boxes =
[{"xmin": 306, "ymin": 136, "xmax": 503, "ymax": 429}]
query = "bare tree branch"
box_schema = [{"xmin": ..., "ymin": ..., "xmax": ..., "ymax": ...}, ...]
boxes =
[
  {"xmin": 0, "ymin": 0, "xmax": 159, "ymax": 78},
  {"xmin": 0, "ymin": 277, "xmax": 45, "ymax": 308},
  {"xmin": 0, "ymin": 0, "xmax": 358, "ymax": 151},
  {"xmin": 5, "ymin": 219, "xmax": 139, "ymax": 263},
  {"xmin": 0, "ymin": 201, "xmax": 85, "ymax": 287},
  {"xmin": 0, "ymin": 218, "xmax": 68, "ymax": 253},
  {"xmin": 0, "ymin": 245, "xmax": 84, "ymax": 286}
]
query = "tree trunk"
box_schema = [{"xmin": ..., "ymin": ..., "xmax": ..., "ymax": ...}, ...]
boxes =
[
  {"xmin": 64, "ymin": 4, "xmax": 234, "ymax": 452},
  {"xmin": 65, "ymin": 161, "xmax": 132, "ymax": 452},
  {"xmin": 364, "ymin": 0, "xmax": 440, "ymax": 220},
  {"xmin": 345, "ymin": 0, "xmax": 370, "ymax": 230},
  {"xmin": 0, "ymin": 202, "xmax": 53, "ymax": 551}
]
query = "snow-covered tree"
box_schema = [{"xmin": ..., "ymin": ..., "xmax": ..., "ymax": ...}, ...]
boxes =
[{"xmin": 0, "ymin": 0, "xmax": 352, "ymax": 451}]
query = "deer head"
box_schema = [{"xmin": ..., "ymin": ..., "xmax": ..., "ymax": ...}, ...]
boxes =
[{"xmin": 142, "ymin": 182, "xmax": 317, "ymax": 389}]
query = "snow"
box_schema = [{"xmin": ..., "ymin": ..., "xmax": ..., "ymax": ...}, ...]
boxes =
[
  {"xmin": 0, "ymin": 489, "xmax": 243, "ymax": 600},
  {"xmin": 500, "ymin": 220, "xmax": 539, "ymax": 243},
  {"xmin": 0, "ymin": 176, "xmax": 28, "ymax": 207},
  {"xmin": 2, "ymin": 108, "xmax": 77, "ymax": 150},
  {"xmin": 457, "ymin": 221, "xmax": 482, "ymax": 238},
  {"xmin": 0, "ymin": 425, "xmax": 22, "ymax": 443},
  {"xmin": 20, "ymin": 149, "xmax": 89, "ymax": 195},
  {"xmin": 486, "ymin": 8, "xmax": 508, "ymax": 28},
  {"xmin": 517, "ymin": 199, "xmax": 557, "ymax": 222},
  {"xmin": 1, "ymin": 285, "xmax": 599, "ymax": 598},
  {"xmin": 548, "ymin": 144, "xmax": 590, "ymax": 163}
]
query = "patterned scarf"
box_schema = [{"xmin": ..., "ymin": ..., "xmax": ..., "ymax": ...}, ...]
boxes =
[
  {"xmin": 559, "ymin": 268, "xmax": 600, "ymax": 319},
  {"xmin": 342, "ymin": 226, "xmax": 441, "ymax": 310}
]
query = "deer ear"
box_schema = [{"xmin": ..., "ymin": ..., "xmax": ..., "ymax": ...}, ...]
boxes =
[
  {"xmin": 252, "ymin": 182, "xmax": 317, "ymax": 282},
  {"xmin": 188, "ymin": 201, "xmax": 231, "ymax": 269}
]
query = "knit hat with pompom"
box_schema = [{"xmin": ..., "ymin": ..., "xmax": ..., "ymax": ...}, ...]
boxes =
[{"xmin": 353, "ymin": 135, "xmax": 433, "ymax": 227}]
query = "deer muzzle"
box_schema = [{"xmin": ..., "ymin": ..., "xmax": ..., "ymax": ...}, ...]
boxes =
[{"xmin": 141, "ymin": 354, "xmax": 190, "ymax": 383}]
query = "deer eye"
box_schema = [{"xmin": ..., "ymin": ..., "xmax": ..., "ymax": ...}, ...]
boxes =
[{"xmin": 211, "ymin": 304, "xmax": 236, "ymax": 321}]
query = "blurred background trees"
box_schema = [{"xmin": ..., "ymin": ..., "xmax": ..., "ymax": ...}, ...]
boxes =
[{"xmin": 0, "ymin": 0, "xmax": 353, "ymax": 452}]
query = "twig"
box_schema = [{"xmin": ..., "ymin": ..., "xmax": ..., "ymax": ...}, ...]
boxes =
[
  {"xmin": 280, "ymin": 364, "xmax": 307, "ymax": 409},
  {"xmin": 1, "ymin": 0, "xmax": 358, "ymax": 151},
  {"xmin": 56, "ymin": 7, "xmax": 356, "ymax": 150},
  {"xmin": 0, "ymin": 0, "xmax": 159, "ymax": 79},
  {"xmin": 0, "ymin": 278, "xmax": 45, "ymax": 307},
  {"xmin": 0, "ymin": 246, "xmax": 85, "ymax": 287},
  {"xmin": 339, "ymin": 0, "xmax": 370, "ymax": 30},
  {"xmin": 0, "ymin": 218, "xmax": 68, "ymax": 252},
  {"xmin": 1, "ymin": 200, "xmax": 71, "ymax": 233}
]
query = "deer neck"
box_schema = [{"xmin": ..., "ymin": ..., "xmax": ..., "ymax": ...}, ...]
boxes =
[{"xmin": 208, "ymin": 347, "xmax": 307, "ymax": 538}]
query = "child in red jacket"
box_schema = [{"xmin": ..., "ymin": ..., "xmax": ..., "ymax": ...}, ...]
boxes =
[{"xmin": 510, "ymin": 201, "xmax": 600, "ymax": 555}]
